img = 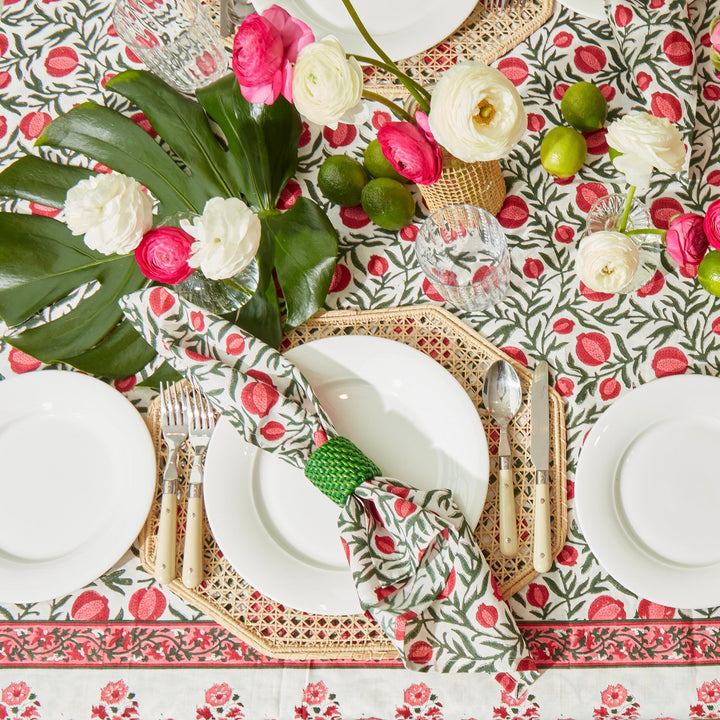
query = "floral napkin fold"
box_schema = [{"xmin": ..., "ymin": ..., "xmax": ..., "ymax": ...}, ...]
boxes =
[
  {"xmin": 120, "ymin": 287, "xmax": 539, "ymax": 695},
  {"xmin": 604, "ymin": 0, "xmax": 697, "ymax": 169}
]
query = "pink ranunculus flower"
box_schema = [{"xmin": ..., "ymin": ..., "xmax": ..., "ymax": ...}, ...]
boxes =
[
  {"xmin": 711, "ymin": 18, "xmax": 720, "ymax": 53},
  {"xmin": 665, "ymin": 212, "xmax": 708, "ymax": 274},
  {"xmin": 134, "ymin": 226, "xmax": 195, "ymax": 284},
  {"xmin": 376, "ymin": 112, "xmax": 442, "ymax": 185},
  {"xmin": 704, "ymin": 198, "xmax": 720, "ymax": 251},
  {"xmin": 232, "ymin": 5, "xmax": 313, "ymax": 105}
]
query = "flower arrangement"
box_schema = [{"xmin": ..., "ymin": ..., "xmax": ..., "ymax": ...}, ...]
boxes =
[
  {"xmin": 230, "ymin": 1, "xmax": 527, "ymax": 188},
  {"xmin": 575, "ymin": 110, "xmax": 686, "ymax": 294}
]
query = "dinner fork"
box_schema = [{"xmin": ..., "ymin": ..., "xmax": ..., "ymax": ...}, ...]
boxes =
[
  {"xmin": 157, "ymin": 382, "xmax": 188, "ymax": 585},
  {"xmin": 181, "ymin": 379, "xmax": 215, "ymax": 588}
]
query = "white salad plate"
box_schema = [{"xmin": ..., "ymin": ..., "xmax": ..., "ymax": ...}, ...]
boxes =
[
  {"xmin": 575, "ymin": 374, "xmax": 720, "ymax": 609},
  {"xmin": 203, "ymin": 335, "xmax": 489, "ymax": 615},
  {"xmin": 557, "ymin": 0, "xmax": 605, "ymax": 21},
  {"xmin": 0, "ymin": 370, "xmax": 155, "ymax": 603},
  {"xmin": 251, "ymin": 0, "xmax": 477, "ymax": 61}
]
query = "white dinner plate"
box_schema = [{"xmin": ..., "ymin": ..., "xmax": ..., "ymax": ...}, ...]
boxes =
[
  {"xmin": 0, "ymin": 370, "xmax": 155, "ymax": 603},
  {"xmin": 575, "ymin": 374, "xmax": 720, "ymax": 609},
  {"xmin": 203, "ymin": 335, "xmax": 489, "ymax": 615},
  {"xmin": 251, "ymin": 0, "xmax": 477, "ymax": 61},
  {"xmin": 557, "ymin": 0, "xmax": 605, "ymax": 20}
]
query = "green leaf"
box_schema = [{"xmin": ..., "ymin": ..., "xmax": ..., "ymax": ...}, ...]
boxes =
[
  {"xmin": 264, "ymin": 198, "xmax": 338, "ymax": 328},
  {"xmin": 106, "ymin": 70, "xmax": 238, "ymax": 200},
  {"xmin": 196, "ymin": 75, "xmax": 303, "ymax": 211},
  {"xmin": 37, "ymin": 102, "xmax": 204, "ymax": 216},
  {"xmin": 0, "ymin": 155, "xmax": 95, "ymax": 209}
]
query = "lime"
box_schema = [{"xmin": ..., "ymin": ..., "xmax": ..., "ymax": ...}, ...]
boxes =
[
  {"xmin": 361, "ymin": 178, "xmax": 416, "ymax": 231},
  {"xmin": 540, "ymin": 126, "xmax": 587, "ymax": 178},
  {"xmin": 561, "ymin": 81, "xmax": 608, "ymax": 132},
  {"xmin": 318, "ymin": 155, "xmax": 370, "ymax": 207},
  {"xmin": 363, "ymin": 139, "xmax": 407, "ymax": 183},
  {"xmin": 698, "ymin": 250, "xmax": 720, "ymax": 296}
]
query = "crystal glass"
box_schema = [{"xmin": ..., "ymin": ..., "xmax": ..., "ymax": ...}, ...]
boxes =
[
  {"xmin": 113, "ymin": 0, "xmax": 229, "ymax": 94},
  {"xmin": 415, "ymin": 204, "xmax": 510, "ymax": 312},
  {"xmin": 173, "ymin": 262, "xmax": 259, "ymax": 316},
  {"xmin": 586, "ymin": 193, "xmax": 662, "ymax": 294}
]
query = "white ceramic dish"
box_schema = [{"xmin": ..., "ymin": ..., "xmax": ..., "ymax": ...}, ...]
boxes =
[
  {"xmin": 251, "ymin": 0, "xmax": 477, "ymax": 61},
  {"xmin": 557, "ymin": 0, "xmax": 605, "ymax": 20},
  {"xmin": 0, "ymin": 370, "xmax": 155, "ymax": 603},
  {"xmin": 203, "ymin": 335, "xmax": 489, "ymax": 615},
  {"xmin": 575, "ymin": 374, "xmax": 720, "ymax": 609}
]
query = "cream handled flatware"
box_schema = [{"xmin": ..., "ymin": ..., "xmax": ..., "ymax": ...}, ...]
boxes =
[
  {"xmin": 530, "ymin": 361, "xmax": 552, "ymax": 573},
  {"xmin": 156, "ymin": 383, "xmax": 187, "ymax": 585},
  {"xmin": 482, "ymin": 360, "xmax": 522, "ymax": 558},
  {"xmin": 181, "ymin": 381, "xmax": 215, "ymax": 589}
]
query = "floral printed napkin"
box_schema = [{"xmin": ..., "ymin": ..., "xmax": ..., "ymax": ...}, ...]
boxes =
[
  {"xmin": 605, "ymin": 0, "xmax": 697, "ymax": 167},
  {"xmin": 120, "ymin": 287, "xmax": 539, "ymax": 694}
]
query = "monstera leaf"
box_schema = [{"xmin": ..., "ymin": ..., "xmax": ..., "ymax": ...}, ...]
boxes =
[{"xmin": 0, "ymin": 70, "xmax": 338, "ymax": 379}]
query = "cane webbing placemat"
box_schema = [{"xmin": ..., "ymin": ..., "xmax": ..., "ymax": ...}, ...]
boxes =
[
  {"xmin": 209, "ymin": 0, "xmax": 555, "ymax": 99},
  {"xmin": 139, "ymin": 305, "xmax": 567, "ymax": 660}
]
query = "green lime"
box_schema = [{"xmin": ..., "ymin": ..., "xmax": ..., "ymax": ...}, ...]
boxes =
[
  {"xmin": 540, "ymin": 126, "xmax": 587, "ymax": 178},
  {"xmin": 317, "ymin": 155, "xmax": 370, "ymax": 207},
  {"xmin": 361, "ymin": 178, "xmax": 416, "ymax": 231},
  {"xmin": 363, "ymin": 139, "xmax": 407, "ymax": 183},
  {"xmin": 560, "ymin": 81, "xmax": 608, "ymax": 132},
  {"xmin": 698, "ymin": 250, "xmax": 720, "ymax": 296}
]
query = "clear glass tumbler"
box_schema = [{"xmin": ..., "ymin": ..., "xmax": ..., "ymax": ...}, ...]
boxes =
[
  {"xmin": 113, "ymin": 0, "xmax": 229, "ymax": 94},
  {"xmin": 415, "ymin": 204, "xmax": 511, "ymax": 312}
]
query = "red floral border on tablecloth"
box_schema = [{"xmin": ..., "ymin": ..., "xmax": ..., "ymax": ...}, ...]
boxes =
[{"xmin": 3, "ymin": 620, "xmax": 720, "ymax": 668}]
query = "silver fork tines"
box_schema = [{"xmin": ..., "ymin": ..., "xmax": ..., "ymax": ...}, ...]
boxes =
[
  {"xmin": 156, "ymin": 382, "xmax": 188, "ymax": 584},
  {"xmin": 181, "ymin": 379, "xmax": 216, "ymax": 589}
]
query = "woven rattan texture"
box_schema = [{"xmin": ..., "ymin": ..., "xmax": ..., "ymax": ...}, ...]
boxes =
[
  {"xmin": 209, "ymin": 0, "xmax": 554, "ymax": 99},
  {"xmin": 139, "ymin": 305, "xmax": 567, "ymax": 660}
]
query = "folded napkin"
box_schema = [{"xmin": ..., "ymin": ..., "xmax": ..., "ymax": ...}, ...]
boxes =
[
  {"xmin": 605, "ymin": 0, "xmax": 697, "ymax": 168},
  {"xmin": 121, "ymin": 287, "xmax": 539, "ymax": 692}
]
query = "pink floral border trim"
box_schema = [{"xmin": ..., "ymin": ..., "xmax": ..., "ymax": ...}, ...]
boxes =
[{"xmin": 3, "ymin": 620, "xmax": 720, "ymax": 668}]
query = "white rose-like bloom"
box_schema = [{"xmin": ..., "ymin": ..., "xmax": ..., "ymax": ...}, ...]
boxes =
[
  {"xmin": 64, "ymin": 172, "xmax": 153, "ymax": 255},
  {"xmin": 292, "ymin": 36, "xmax": 366, "ymax": 128},
  {"xmin": 576, "ymin": 231, "xmax": 640, "ymax": 293},
  {"xmin": 181, "ymin": 197, "xmax": 261, "ymax": 281},
  {"xmin": 428, "ymin": 61, "xmax": 527, "ymax": 162},
  {"xmin": 605, "ymin": 111, "xmax": 686, "ymax": 190}
]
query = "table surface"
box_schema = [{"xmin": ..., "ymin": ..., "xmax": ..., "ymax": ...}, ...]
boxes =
[{"xmin": 1, "ymin": 0, "xmax": 720, "ymax": 718}]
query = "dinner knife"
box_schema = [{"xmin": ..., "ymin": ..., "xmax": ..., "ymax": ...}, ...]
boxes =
[{"xmin": 530, "ymin": 361, "xmax": 552, "ymax": 573}]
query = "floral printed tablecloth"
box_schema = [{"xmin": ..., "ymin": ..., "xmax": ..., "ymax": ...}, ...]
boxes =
[{"xmin": 3, "ymin": 0, "xmax": 720, "ymax": 717}]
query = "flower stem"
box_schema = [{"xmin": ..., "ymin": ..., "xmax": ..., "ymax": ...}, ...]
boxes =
[
  {"xmin": 362, "ymin": 90, "xmax": 414, "ymax": 121},
  {"xmin": 339, "ymin": 0, "xmax": 431, "ymax": 114},
  {"xmin": 352, "ymin": 54, "xmax": 432, "ymax": 101},
  {"xmin": 625, "ymin": 228, "xmax": 666, "ymax": 237},
  {"xmin": 617, "ymin": 185, "xmax": 636, "ymax": 233}
]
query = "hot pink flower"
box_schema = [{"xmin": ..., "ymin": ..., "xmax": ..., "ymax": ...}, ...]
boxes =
[
  {"xmin": 377, "ymin": 111, "xmax": 442, "ymax": 185},
  {"xmin": 665, "ymin": 212, "xmax": 708, "ymax": 273},
  {"xmin": 704, "ymin": 198, "xmax": 720, "ymax": 250},
  {"xmin": 712, "ymin": 19, "xmax": 720, "ymax": 53},
  {"xmin": 134, "ymin": 227, "xmax": 194, "ymax": 284},
  {"xmin": 232, "ymin": 5, "xmax": 313, "ymax": 105}
]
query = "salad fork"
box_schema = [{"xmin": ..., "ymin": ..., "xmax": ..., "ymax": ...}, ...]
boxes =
[
  {"xmin": 181, "ymin": 380, "xmax": 215, "ymax": 588},
  {"xmin": 157, "ymin": 382, "xmax": 188, "ymax": 584}
]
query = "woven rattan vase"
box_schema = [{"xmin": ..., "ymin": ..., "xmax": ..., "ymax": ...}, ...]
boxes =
[{"xmin": 419, "ymin": 150, "xmax": 506, "ymax": 216}]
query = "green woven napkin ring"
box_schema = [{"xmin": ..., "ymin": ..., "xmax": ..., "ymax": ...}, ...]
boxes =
[{"xmin": 305, "ymin": 436, "xmax": 381, "ymax": 506}]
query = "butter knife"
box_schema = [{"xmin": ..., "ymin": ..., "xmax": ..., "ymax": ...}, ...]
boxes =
[{"xmin": 530, "ymin": 361, "xmax": 552, "ymax": 573}]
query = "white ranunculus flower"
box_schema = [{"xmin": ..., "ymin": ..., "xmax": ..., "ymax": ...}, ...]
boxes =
[
  {"xmin": 291, "ymin": 36, "xmax": 366, "ymax": 128},
  {"xmin": 605, "ymin": 111, "xmax": 686, "ymax": 189},
  {"xmin": 428, "ymin": 61, "xmax": 527, "ymax": 162},
  {"xmin": 64, "ymin": 172, "xmax": 153, "ymax": 255},
  {"xmin": 576, "ymin": 230, "xmax": 640, "ymax": 293},
  {"xmin": 181, "ymin": 197, "xmax": 261, "ymax": 281}
]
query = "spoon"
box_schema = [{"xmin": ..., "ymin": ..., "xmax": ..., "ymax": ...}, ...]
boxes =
[{"xmin": 482, "ymin": 359, "xmax": 522, "ymax": 558}]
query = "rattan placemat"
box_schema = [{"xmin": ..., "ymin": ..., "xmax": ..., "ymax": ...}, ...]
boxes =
[
  {"xmin": 139, "ymin": 305, "xmax": 567, "ymax": 660},
  {"xmin": 208, "ymin": 0, "xmax": 555, "ymax": 99}
]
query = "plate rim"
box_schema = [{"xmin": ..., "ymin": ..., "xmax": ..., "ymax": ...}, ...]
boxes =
[
  {"xmin": 0, "ymin": 370, "xmax": 156, "ymax": 603},
  {"xmin": 575, "ymin": 374, "xmax": 720, "ymax": 609},
  {"xmin": 203, "ymin": 334, "xmax": 489, "ymax": 615}
]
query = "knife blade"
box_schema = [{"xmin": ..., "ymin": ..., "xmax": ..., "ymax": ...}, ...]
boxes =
[{"xmin": 530, "ymin": 361, "xmax": 552, "ymax": 573}]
